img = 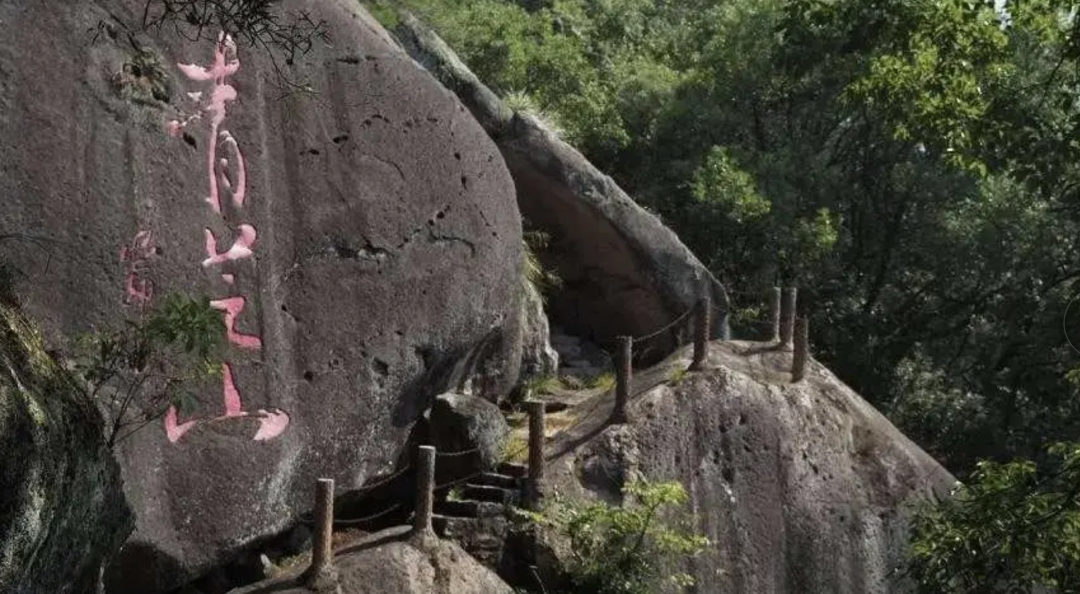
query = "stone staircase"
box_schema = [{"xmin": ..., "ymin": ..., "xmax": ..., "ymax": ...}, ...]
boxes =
[{"xmin": 432, "ymin": 462, "xmax": 527, "ymax": 570}]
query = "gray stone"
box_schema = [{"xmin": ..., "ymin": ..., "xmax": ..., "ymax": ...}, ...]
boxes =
[
  {"xmin": 519, "ymin": 280, "xmax": 559, "ymax": 386},
  {"xmin": 390, "ymin": 12, "xmax": 730, "ymax": 363},
  {"xmin": 0, "ymin": 1, "xmax": 521, "ymax": 591},
  {"xmin": 544, "ymin": 342, "xmax": 957, "ymax": 594},
  {"xmin": 230, "ymin": 527, "xmax": 515, "ymax": 594},
  {"xmin": 0, "ymin": 305, "xmax": 134, "ymax": 594},
  {"xmin": 428, "ymin": 392, "xmax": 509, "ymax": 473}
]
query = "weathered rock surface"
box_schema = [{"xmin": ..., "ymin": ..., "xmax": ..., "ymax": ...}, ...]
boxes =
[
  {"xmin": 0, "ymin": 305, "xmax": 134, "ymax": 594},
  {"xmin": 390, "ymin": 13, "xmax": 730, "ymax": 363},
  {"xmin": 230, "ymin": 527, "xmax": 515, "ymax": 594},
  {"xmin": 519, "ymin": 280, "xmax": 559, "ymax": 386},
  {"xmin": 428, "ymin": 391, "xmax": 509, "ymax": 474},
  {"xmin": 0, "ymin": 1, "xmax": 521, "ymax": 591},
  {"xmin": 542, "ymin": 341, "xmax": 956, "ymax": 594}
]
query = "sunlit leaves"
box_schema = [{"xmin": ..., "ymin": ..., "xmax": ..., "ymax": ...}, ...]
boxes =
[
  {"xmin": 907, "ymin": 442, "xmax": 1080, "ymax": 593},
  {"xmin": 691, "ymin": 146, "xmax": 771, "ymax": 223},
  {"xmin": 524, "ymin": 478, "xmax": 709, "ymax": 594}
]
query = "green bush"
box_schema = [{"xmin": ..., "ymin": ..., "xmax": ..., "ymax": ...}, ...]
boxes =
[
  {"xmin": 524, "ymin": 478, "xmax": 709, "ymax": 594},
  {"xmin": 905, "ymin": 442, "xmax": 1080, "ymax": 593},
  {"xmin": 74, "ymin": 293, "xmax": 224, "ymax": 446}
]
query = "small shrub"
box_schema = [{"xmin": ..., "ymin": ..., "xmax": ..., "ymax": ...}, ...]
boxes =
[
  {"xmin": 112, "ymin": 41, "xmax": 172, "ymax": 105},
  {"xmin": 74, "ymin": 293, "xmax": 224, "ymax": 446},
  {"xmin": 523, "ymin": 478, "xmax": 709, "ymax": 594}
]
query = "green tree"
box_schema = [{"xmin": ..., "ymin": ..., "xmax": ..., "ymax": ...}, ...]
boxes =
[
  {"xmin": 524, "ymin": 479, "xmax": 709, "ymax": 594},
  {"xmin": 906, "ymin": 442, "xmax": 1080, "ymax": 593},
  {"xmin": 370, "ymin": 0, "xmax": 1080, "ymax": 476}
]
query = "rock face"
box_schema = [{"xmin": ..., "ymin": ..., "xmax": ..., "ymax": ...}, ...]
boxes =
[
  {"xmin": 232, "ymin": 527, "xmax": 515, "ymax": 594},
  {"xmin": 0, "ymin": 305, "xmax": 134, "ymax": 594},
  {"xmin": 428, "ymin": 392, "xmax": 509, "ymax": 473},
  {"xmin": 390, "ymin": 13, "xmax": 730, "ymax": 363},
  {"xmin": 543, "ymin": 342, "xmax": 956, "ymax": 594},
  {"xmin": 519, "ymin": 280, "xmax": 559, "ymax": 386},
  {"xmin": 0, "ymin": 1, "xmax": 521, "ymax": 591}
]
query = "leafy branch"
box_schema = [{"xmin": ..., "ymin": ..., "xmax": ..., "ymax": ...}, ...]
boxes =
[{"xmin": 74, "ymin": 293, "xmax": 225, "ymax": 447}]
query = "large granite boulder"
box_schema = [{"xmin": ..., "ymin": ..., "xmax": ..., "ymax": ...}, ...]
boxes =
[
  {"xmin": 0, "ymin": 1, "xmax": 521, "ymax": 591},
  {"xmin": 541, "ymin": 342, "xmax": 956, "ymax": 593},
  {"xmin": 389, "ymin": 13, "xmax": 730, "ymax": 364},
  {"xmin": 0, "ymin": 305, "xmax": 134, "ymax": 594}
]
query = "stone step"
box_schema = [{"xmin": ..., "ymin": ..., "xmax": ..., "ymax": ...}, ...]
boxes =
[
  {"xmin": 434, "ymin": 498, "xmax": 505, "ymax": 519},
  {"xmin": 470, "ymin": 472, "xmax": 520, "ymax": 490},
  {"xmin": 432, "ymin": 514, "xmax": 507, "ymax": 568},
  {"xmin": 462, "ymin": 484, "xmax": 520, "ymax": 506},
  {"xmin": 496, "ymin": 462, "xmax": 528, "ymax": 478}
]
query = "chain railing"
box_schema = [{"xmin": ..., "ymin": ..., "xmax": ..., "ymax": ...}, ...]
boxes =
[{"xmin": 294, "ymin": 285, "xmax": 812, "ymax": 588}]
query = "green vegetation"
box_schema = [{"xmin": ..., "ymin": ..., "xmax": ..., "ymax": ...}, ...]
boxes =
[
  {"xmin": 112, "ymin": 42, "xmax": 171, "ymax": 105},
  {"xmin": 366, "ymin": 1, "xmax": 1080, "ymax": 585},
  {"xmin": 523, "ymin": 478, "xmax": 709, "ymax": 594},
  {"xmin": 586, "ymin": 371, "xmax": 616, "ymax": 391},
  {"xmin": 906, "ymin": 442, "xmax": 1080, "ymax": 593},
  {"xmin": 523, "ymin": 227, "xmax": 563, "ymax": 301},
  {"xmin": 74, "ymin": 293, "xmax": 224, "ymax": 447},
  {"xmin": 525, "ymin": 374, "xmax": 565, "ymax": 395},
  {"xmin": 667, "ymin": 366, "xmax": 687, "ymax": 386},
  {"xmin": 369, "ymin": 0, "xmax": 1080, "ymax": 477}
]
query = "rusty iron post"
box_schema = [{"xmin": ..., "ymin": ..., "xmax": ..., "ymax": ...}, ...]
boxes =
[
  {"xmin": 779, "ymin": 287, "xmax": 797, "ymax": 350},
  {"xmin": 792, "ymin": 315, "xmax": 809, "ymax": 382},
  {"xmin": 614, "ymin": 336, "xmax": 632, "ymax": 423},
  {"xmin": 305, "ymin": 478, "xmax": 337, "ymax": 589},
  {"xmin": 527, "ymin": 400, "xmax": 546, "ymax": 509},
  {"xmin": 689, "ymin": 294, "xmax": 711, "ymax": 371},
  {"xmin": 413, "ymin": 445, "xmax": 436, "ymax": 539}
]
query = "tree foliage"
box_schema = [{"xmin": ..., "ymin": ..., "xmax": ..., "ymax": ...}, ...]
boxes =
[
  {"xmin": 906, "ymin": 442, "xmax": 1080, "ymax": 593},
  {"xmin": 370, "ymin": 0, "xmax": 1080, "ymax": 478},
  {"xmin": 523, "ymin": 479, "xmax": 709, "ymax": 594}
]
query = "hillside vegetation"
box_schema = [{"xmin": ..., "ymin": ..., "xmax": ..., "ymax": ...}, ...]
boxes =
[{"xmin": 371, "ymin": 0, "xmax": 1080, "ymax": 476}]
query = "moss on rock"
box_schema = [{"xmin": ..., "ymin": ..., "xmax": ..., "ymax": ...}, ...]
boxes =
[{"xmin": 0, "ymin": 305, "xmax": 133, "ymax": 594}]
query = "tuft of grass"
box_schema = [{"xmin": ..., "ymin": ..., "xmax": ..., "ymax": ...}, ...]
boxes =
[
  {"xmin": 668, "ymin": 366, "xmax": 688, "ymax": 386},
  {"xmin": 522, "ymin": 228, "xmax": 562, "ymax": 301},
  {"xmin": 501, "ymin": 433, "xmax": 529, "ymax": 464},
  {"xmin": 526, "ymin": 374, "xmax": 564, "ymax": 395},
  {"xmin": 560, "ymin": 374, "xmax": 586, "ymax": 390},
  {"xmin": 588, "ymin": 371, "xmax": 616, "ymax": 391},
  {"xmin": 504, "ymin": 90, "xmax": 567, "ymax": 138}
]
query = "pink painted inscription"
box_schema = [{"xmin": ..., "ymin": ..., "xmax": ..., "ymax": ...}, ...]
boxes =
[{"xmin": 157, "ymin": 32, "xmax": 289, "ymax": 443}]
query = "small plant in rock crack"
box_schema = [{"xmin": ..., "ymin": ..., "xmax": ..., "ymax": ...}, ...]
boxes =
[
  {"xmin": 523, "ymin": 227, "xmax": 563, "ymax": 301},
  {"xmin": 111, "ymin": 35, "xmax": 173, "ymax": 105},
  {"xmin": 587, "ymin": 371, "xmax": 616, "ymax": 391},
  {"xmin": 667, "ymin": 366, "xmax": 688, "ymax": 386},
  {"xmin": 521, "ymin": 478, "xmax": 710, "ymax": 594},
  {"xmin": 74, "ymin": 293, "xmax": 225, "ymax": 447}
]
